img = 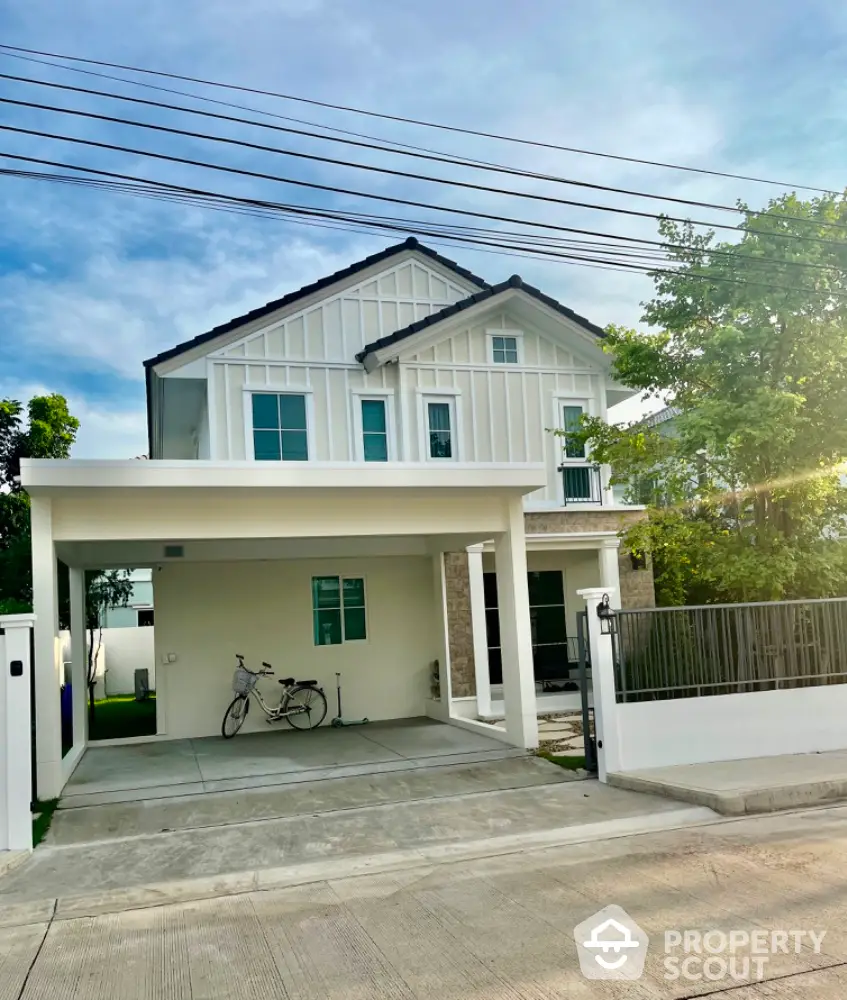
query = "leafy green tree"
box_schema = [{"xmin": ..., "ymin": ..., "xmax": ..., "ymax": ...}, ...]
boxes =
[
  {"xmin": 0, "ymin": 395, "xmax": 80, "ymax": 614},
  {"xmin": 572, "ymin": 193, "xmax": 847, "ymax": 604}
]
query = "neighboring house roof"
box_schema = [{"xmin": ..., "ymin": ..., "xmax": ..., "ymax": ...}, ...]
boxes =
[
  {"xmin": 143, "ymin": 237, "xmax": 489, "ymax": 370},
  {"xmin": 637, "ymin": 405, "xmax": 681, "ymax": 429},
  {"xmin": 356, "ymin": 273, "xmax": 606, "ymax": 362}
]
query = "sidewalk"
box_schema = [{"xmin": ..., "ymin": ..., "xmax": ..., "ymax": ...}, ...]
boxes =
[
  {"xmin": 5, "ymin": 804, "xmax": 847, "ymax": 999},
  {"xmin": 609, "ymin": 749, "xmax": 847, "ymax": 815}
]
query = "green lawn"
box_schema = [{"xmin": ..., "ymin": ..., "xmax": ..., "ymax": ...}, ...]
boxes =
[
  {"xmin": 90, "ymin": 695, "xmax": 157, "ymax": 741},
  {"xmin": 535, "ymin": 749, "xmax": 587, "ymax": 771}
]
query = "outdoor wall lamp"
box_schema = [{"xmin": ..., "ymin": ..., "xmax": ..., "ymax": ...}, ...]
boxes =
[{"xmin": 596, "ymin": 593, "xmax": 617, "ymax": 635}]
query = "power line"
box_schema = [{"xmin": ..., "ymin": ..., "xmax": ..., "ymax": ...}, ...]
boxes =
[
  {"xmin": 0, "ymin": 41, "xmax": 838, "ymax": 197},
  {"xmin": 2, "ymin": 152, "xmax": 844, "ymax": 300},
  {"xmin": 1, "ymin": 133, "xmax": 844, "ymax": 285},
  {"xmin": 3, "ymin": 71, "xmax": 845, "ymax": 235},
  {"xmin": 4, "ymin": 97, "xmax": 847, "ymax": 251}
]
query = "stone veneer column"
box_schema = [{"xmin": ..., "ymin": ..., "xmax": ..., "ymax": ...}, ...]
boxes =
[{"xmin": 443, "ymin": 552, "xmax": 476, "ymax": 698}]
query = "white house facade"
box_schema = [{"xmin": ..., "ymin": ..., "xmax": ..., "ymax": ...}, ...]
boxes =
[{"xmin": 22, "ymin": 238, "xmax": 653, "ymax": 799}]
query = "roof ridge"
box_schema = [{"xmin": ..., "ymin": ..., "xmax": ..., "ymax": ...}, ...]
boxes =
[{"xmin": 144, "ymin": 237, "xmax": 490, "ymax": 370}]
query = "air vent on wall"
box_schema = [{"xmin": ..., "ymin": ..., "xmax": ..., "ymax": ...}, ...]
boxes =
[{"xmin": 163, "ymin": 544, "xmax": 185, "ymax": 559}]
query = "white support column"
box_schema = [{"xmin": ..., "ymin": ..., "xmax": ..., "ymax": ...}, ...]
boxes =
[
  {"xmin": 599, "ymin": 538, "xmax": 622, "ymax": 608},
  {"xmin": 493, "ymin": 497, "xmax": 538, "ymax": 748},
  {"xmin": 466, "ymin": 544, "xmax": 491, "ymax": 718},
  {"xmin": 30, "ymin": 496, "xmax": 63, "ymax": 800},
  {"xmin": 577, "ymin": 586, "xmax": 621, "ymax": 782},
  {"xmin": 68, "ymin": 567, "xmax": 88, "ymax": 751},
  {"xmin": 429, "ymin": 552, "xmax": 452, "ymax": 718},
  {"xmin": 0, "ymin": 614, "xmax": 35, "ymax": 851}
]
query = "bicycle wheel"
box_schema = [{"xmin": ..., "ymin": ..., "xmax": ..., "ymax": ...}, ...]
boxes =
[
  {"xmin": 285, "ymin": 685, "xmax": 328, "ymax": 730},
  {"xmin": 221, "ymin": 695, "xmax": 250, "ymax": 738}
]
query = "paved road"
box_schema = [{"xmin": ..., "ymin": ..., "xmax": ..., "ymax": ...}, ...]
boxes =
[{"xmin": 7, "ymin": 804, "xmax": 847, "ymax": 998}]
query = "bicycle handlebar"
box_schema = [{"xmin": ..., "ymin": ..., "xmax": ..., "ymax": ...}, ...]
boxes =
[{"xmin": 234, "ymin": 655, "xmax": 273, "ymax": 676}]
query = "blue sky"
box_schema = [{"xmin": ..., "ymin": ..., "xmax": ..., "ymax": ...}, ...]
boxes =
[{"xmin": 1, "ymin": 0, "xmax": 847, "ymax": 456}]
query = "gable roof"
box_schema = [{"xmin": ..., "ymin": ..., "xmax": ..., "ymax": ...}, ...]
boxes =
[
  {"xmin": 356, "ymin": 273, "xmax": 605, "ymax": 362},
  {"xmin": 144, "ymin": 237, "xmax": 489, "ymax": 370}
]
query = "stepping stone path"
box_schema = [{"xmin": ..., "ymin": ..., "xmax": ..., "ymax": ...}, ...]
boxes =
[{"xmin": 536, "ymin": 713, "xmax": 591, "ymax": 757}]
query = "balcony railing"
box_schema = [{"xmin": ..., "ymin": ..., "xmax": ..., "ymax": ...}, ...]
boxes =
[{"xmin": 559, "ymin": 463, "xmax": 603, "ymax": 504}]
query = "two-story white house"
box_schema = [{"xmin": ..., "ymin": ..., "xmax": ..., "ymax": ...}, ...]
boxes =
[{"xmin": 21, "ymin": 238, "xmax": 653, "ymax": 798}]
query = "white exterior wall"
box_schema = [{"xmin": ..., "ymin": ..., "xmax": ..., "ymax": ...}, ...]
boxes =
[
  {"xmin": 101, "ymin": 627, "xmax": 156, "ymax": 696},
  {"xmin": 155, "ymin": 250, "xmax": 614, "ymax": 507},
  {"xmin": 153, "ymin": 556, "xmax": 439, "ymax": 739},
  {"xmin": 613, "ymin": 684, "xmax": 847, "ymax": 772}
]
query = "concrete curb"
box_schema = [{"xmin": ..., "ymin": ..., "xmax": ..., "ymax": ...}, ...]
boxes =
[
  {"xmin": 607, "ymin": 771, "xmax": 847, "ymax": 817},
  {"xmin": 0, "ymin": 804, "xmax": 716, "ymax": 925}
]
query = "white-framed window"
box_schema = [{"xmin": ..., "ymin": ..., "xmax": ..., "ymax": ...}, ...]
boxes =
[
  {"xmin": 487, "ymin": 329, "xmax": 523, "ymax": 364},
  {"xmin": 311, "ymin": 575, "xmax": 367, "ymax": 645},
  {"xmin": 246, "ymin": 389, "xmax": 314, "ymax": 461},
  {"xmin": 421, "ymin": 394, "xmax": 459, "ymax": 460},
  {"xmin": 552, "ymin": 396, "xmax": 598, "ymax": 503},
  {"xmin": 351, "ymin": 391, "xmax": 396, "ymax": 462}
]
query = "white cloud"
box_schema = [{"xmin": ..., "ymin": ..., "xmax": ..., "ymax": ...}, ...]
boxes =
[{"xmin": 3, "ymin": 0, "xmax": 847, "ymax": 457}]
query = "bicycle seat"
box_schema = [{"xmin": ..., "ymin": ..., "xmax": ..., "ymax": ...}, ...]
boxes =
[{"xmin": 278, "ymin": 676, "xmax": 295, "ymax": 686}]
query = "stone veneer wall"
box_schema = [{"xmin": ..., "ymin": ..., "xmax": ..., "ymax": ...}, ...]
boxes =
[{"xmin": 445, "ymin": 510, "xmax": 656, "ymax": 698}]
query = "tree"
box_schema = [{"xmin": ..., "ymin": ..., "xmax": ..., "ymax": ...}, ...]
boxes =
[
  {"xmin": 572, "ymin": 193, "xmax": 847, "ymax": 605},
  {"xmin": 86, "ymin": 570, "xmax": 134, "ymax": 723},
  {"xmin": 0, "ymin": 395, "xmax": 80, "ymax": 613}
]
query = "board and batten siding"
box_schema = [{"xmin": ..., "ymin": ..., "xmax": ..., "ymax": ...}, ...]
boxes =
[{"xmin": 181, "ymin": 254, "xmax": 607, "ymax": 506}]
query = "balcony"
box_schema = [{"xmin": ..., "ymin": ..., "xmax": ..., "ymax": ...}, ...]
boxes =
[{"xmin": 558, "ymin": 463, "xmax": 604, "ymax": 505}]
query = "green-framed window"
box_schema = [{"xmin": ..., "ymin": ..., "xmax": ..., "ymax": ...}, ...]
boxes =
[
  {"xmin": 312, "ymin": 576, "xmax": 367, "ymax": 645},
  {"xmin": 361, "ymin": 398, "xmax": 388, "ymax": 462},
  {"xmin": 491, "ymin": 335, "xmax": 519, "ymax": 364},
  {"xmin": 252, "ymin": 393, "xmax": 308, "ymax": 461}
]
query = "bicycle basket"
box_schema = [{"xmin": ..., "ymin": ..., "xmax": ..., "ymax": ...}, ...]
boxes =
[{"xmin": 232, "ymin": 666, "xmax": 257, "ymax": 695}]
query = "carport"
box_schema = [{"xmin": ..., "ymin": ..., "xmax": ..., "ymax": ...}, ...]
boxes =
[{"xmin": 21, "ymin": 459, "xmax": 546, "ymax": 800}]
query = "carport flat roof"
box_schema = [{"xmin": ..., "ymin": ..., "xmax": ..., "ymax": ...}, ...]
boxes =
[{"xmin": 20, "ymin": 459, "xmax": 546, "ymax": 494}]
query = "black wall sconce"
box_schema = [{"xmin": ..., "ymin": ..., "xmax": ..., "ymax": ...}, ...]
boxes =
[{"xmin": 596, "ymin": 593, "xmax": 617, "ymax": 635}]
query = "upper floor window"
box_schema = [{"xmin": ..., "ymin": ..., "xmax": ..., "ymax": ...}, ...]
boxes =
[
  {"xmin": 561, "ymin": 404, "xmax": 586, "ymax": 459},
  {"xmin": 361, "ymin": 398, "xmax": 388, "ymax": 462},
  {"xmin": 426, "ymin": 398, "xmax": 455, "ymax": 459},
  {"xmin": 487, "ymin": 330, "xmax": 522, "ymax": 365},
  {"xmin": 251, "ymin": 392, "xmax": 308, "ymax": 461},
  {"xmin": 491, "ymin": 335, "xmax": 519, "ymax": 364}
]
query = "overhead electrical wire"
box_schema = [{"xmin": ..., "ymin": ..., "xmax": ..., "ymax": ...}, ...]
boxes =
[
  {"xmin": 3, "ymin": 101, "xmax": 847, "ymax": 253},
  {"xmin": 0, "ymin": 41, "xmax": 838, "ymax": 197},
  {"xmin": 2, "ymin": 152, "xmax": 844, "ymax": 300},
  {"xmin": 1, "ymin": 71, "xmax": 844, "ymax": 236}
]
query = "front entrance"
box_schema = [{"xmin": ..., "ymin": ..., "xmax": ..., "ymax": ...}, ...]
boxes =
[{"xmin": 484, "ymin": 570, "xmax": 577, "ymax": 690}]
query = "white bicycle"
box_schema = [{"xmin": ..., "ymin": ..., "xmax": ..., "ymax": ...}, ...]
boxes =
[{"xmin": 221, "ymin": 655, "xmax": 328, "ymax": 738}]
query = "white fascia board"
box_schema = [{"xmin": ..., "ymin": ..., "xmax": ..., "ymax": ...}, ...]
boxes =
[
  {"xmin": 363, "ymin": 287, "xmax": 610, "ymax": 371},
  {"xmin": 20, "ymin": 458, "xmax": 547, "ymax": 494}
]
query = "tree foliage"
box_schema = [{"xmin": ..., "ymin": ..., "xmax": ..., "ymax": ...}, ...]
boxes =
[
  {"xmin": 574, "ymin": 193, "xmax": 847, "ymax": 604},
  {"xmin": 0, "ymin": 395, "xmax": 80, "ymax": 613}
]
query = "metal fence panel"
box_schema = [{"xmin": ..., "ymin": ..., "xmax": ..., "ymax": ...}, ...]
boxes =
[{"xmin": 614, "ymin": 597, "xmax": 847, "ymax": 703}]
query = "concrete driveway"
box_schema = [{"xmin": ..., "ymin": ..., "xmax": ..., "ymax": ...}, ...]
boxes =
[
  {"xmin": 7, "ymin": 804, "xmax": 847, "ymax": 997},
  {"xmin": 63, "ymin": 718, "xmax": 522, "ymax": 806}
]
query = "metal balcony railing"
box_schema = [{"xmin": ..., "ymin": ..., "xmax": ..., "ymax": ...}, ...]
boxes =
[{"xmin": 559, "ymin": 463, "xmax": 603, "ymax": 504}]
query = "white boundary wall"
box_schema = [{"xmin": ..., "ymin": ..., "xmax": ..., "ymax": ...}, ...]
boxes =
[
  {"xmin": 614, "ymin": 684, "xmax": 847, "ymax": 771},
  {"xmin": 59, "ymin": 627, "xmax": 154, "ymax": 697}
]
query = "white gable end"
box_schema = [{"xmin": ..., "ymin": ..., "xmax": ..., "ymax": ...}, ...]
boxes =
[{"xmin": 210, "ymin": 254, "xmax": 477, "ymax": 365}]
